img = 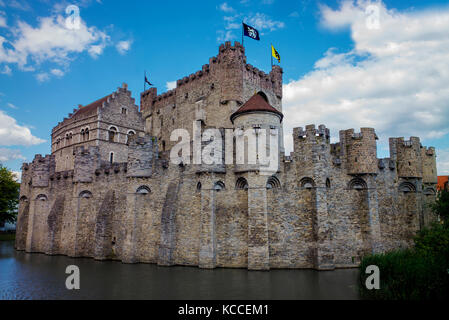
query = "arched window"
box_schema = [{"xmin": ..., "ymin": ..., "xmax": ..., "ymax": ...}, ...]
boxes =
[
  {"xmin": 326, "ymin": 178, "xmax": 331, "ymax": 189},
  {"xmin": 162, "ymin": 140, "xmax": 166, "ymax": 152},
  {"xmin": 20, "ymin": 196, "xmax": 28, "ymax": 203},
  {"xmin": 236, "ymin": 177, "xmax": 249, "ymax": 190},
  {"xmin": 196, "ymin": 182, "xmax": 202, "ymax": 191},
  {"xmin": 79, "ymin": 190, "xmax": 93, "ymax": 199},
  {"xmin": 109, "ymin": 152, "xmax": 114, "ymax": 164},
  {"xmin": 348, "ymin": 178, "xmax": 368, "ymax": 190},
  {"xmin": 85, "ymin": 128, "xmax": 89, "ymax": 141},
  {"xmin": 136, "ymin": 186, "xmax": 151, "ymax": 195},
  {"xmin": 214, "ymin": 181, "xmax": 225, "ymax": 192},
  {"xmin": 36, "ymin": 194, "xmax": 48, "ymax": 201},
  {"xmin": 81, "ymin": 129, "xmax": 85, "ymax": 142},
  {"xmin": 267, "ymin": 176, "xmax": 281, "ymax": 189},
  {"xmin": 300, "ymin": 177, "xmax": 315, "ymax": 189},
  {"xmin": 109, "ymin": 127, "xmax": 118, "ymax": 142},
  {"xmin": 127, "ymin": 130, "xmax": 135, "ymax": 144},
  {"xmin": 398, "ymin": 182, "xmax": 416, "ymax": 193},
  {"xmin": 423, "ymin": 187, "xmax": 436, "ymax": 196}
]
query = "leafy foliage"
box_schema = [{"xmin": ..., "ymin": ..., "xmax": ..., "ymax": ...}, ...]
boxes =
[
  {"xmin": 431, "ymin": 189, "xmax": 449, "ymax": 223},
  {"xmin": 359, "ymin": 223, "xmax": 449, "ymax": 300},
  {"xmin": 0, "ymin": 164, "xmax": 20, "ymax": 225}
]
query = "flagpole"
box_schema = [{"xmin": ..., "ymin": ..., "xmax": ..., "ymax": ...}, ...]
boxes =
[
  {"xmin": 144, "ymin": 70, "xmax": 146, "ymax": 92},
  {"xmin": 241, "ymin": 21, "xmax": 244, "ymax": 46},
  {"xmin": 271, "ymin": 44, "xmax": 273, "ymax": 68}
]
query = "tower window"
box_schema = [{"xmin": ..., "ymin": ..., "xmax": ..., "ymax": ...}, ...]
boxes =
[
  {"xmin": 109, "ymin": 152, "xmax": 114, "ymax": 164},
  {"xmin": 121, "ymin": 108, "xmax": 127, "ymax": 115},
  {"xmin": 109, "ymin": 127, "xmax": 118, "ymax": 142},
  {"xmin": 85, "ymin": 128, "xmax": 89, "ymax": 141},
  {"xmin": 127, "ymin": 131, "xmax": 135, "ymax": 143}
]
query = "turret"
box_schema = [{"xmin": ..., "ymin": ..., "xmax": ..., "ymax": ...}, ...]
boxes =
[
  {"xmin": 216, "ymin": 41, "xmax": 246, "ymax": 105},
  {"xmin": 421, "ymin": 146, "xmax": 437, "ymax": 184},
  {"xmin": 293, "ymin": 124, "xmax": 331, "ymax": 181},
  {"xmin": 340, "ymin": 128, "xmax": 378, "ymax": 175},
  {"xmin": 31, "ymin": 154, "xmax": 55, "ymax": 187},
  {"xmin": 73, "ymin": 146, "xmax": 101, "ymax": 183},
  {"xmin": 127, "ymin": 134, "xmax": 157, "ymax": 177},
  {"xmin": 389, "ymin": 137, "xmax": 423, "ymax": 178},
  {"xmin": 269, "ymin": 65, "xmax": 283, "ymax": 99},
  {"xmin": 231, "ymin": 92, "xmax": 283, "ymax": 174}
]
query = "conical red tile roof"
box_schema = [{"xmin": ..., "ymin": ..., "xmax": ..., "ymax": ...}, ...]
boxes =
[{"xmin": 230, "ymin": 93, "xmax": 283, "ymax": 123}]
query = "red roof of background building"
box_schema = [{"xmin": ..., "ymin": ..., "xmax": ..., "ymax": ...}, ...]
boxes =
[
  {"xmin": 230, "ymin": 93, "xmax": 283, "ymax": 123},
  {"xmin": 437, "ymin": 176, "xmax": 449, "ymax": 191},
  {"xmin": 73, "ymin": 94, "xmax": 112, "ymax": 117}
]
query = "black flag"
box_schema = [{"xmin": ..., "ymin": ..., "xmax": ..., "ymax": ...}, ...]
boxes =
[
  {"xmin": 145, "ymin": 75, "xmax": 153, "ymax": 86},
  {"xmin": 243, "ymin": 22, "xmax": 260, "ymax": 41}
]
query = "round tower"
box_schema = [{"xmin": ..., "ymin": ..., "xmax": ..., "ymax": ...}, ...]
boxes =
[{"xmin": 230, "ymin": 92, "xmax": 283, "ymax": 174}]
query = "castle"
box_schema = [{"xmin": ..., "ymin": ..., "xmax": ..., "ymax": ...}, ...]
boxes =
[{"xmin": 15, "ymin": 41, "xmax": 439, "ymax": 270}]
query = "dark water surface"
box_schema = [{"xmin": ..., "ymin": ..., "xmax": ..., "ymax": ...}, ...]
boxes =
[{"xmin": 0, "ymin": 241, "xmax": 361, "ymax": 300}]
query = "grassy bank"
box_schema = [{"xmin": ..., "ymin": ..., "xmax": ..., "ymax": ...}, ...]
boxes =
[
  {"xmin": 359, "ymin": 222, "xmax": 449, "ymax": 300},
  {"xmin": 0, "ymin": 233, "xmax": 15, "ymax": 241}
]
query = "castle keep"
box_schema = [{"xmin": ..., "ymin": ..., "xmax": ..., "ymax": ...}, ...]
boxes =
[{"xmin": 15, "ymin": 42, "xmax": 438, "ymax": 270}]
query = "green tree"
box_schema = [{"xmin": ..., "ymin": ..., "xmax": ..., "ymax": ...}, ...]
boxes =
[
  {"xmin": 432, "ymin": 188, "xmax": 449, "ymax": 223},
  {"xmin": 0, "ymin": 164, "xmax": 20, "ymax": 225}
]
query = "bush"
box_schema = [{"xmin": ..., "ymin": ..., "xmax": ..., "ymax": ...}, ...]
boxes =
[{"xmin": 359, "ymin": 223, "xmax": 449, "ymax": 300}]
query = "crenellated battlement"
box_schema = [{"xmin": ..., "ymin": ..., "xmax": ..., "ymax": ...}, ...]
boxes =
[
  {"xmin": 29, "ymin": 154, "xmax": 55, "ymax": 187},
  {"xmin": 141, "ymin": 41, "xmax": 283, "ymax": 115},
  {"xmin": 389, "ymin": 137, "xmax": 423, "ymax": 178},
  {"xmin": 73, "ymin": 146, "xmax": 101, "ymax": 183},
  {"xmin": 127, "ymin": 134, "xmax": 158, "ymax": 177},
  {"xmin": 339, "ymin": 128, "xmax": 378, "ymax": 175},
  {"xmin": 294, "ymin": 124, "xmax": 330, "ymax": 140}
]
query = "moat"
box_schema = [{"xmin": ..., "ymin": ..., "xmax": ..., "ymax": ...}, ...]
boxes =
[{"xmin": 0, "ymin": 241, "xmax": 360, "ymax": 300}]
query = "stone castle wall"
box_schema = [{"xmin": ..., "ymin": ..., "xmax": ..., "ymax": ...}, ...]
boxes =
[
  {"xmin": 15, "ymin": 127, "xmax": 439, "ymax": 270},
  {"xmin": 15, "ymin": 41, "xmax": 439, "ymax": 270}
]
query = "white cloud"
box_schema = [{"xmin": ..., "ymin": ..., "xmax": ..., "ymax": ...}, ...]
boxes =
[
  {"xmin": 116, "ymin": 40, "xmax": 132, "ymax": 55},
  {"xmin": 50, "ymin": 68, "xmax": 64, "ymax": 77},
  {"xmin": 217, "ymin": 11, "xmax": 284, "ymax": 42},
  {"xmin": 0, "ymin": 14, "xmax": 109, "ymax": 73},
  {"xmin": 166, "ymin": 81, "xmax": 176, "ymax": 90},
  {"xmin": 0, "ymin": 11, "xmax": 6, "ymax": 28},
  {"xmin": 36, "ymin": 72, "xmax": 49, "ymax": 82},
  {"xmin": 437, "ymin": 148, "xmax": 449, "ymax": 175},
  {"xmin": 217, "ymin": 30, "xmax": 236, "ymax": 42},
  {"xmin": 0, "ymin": 110, "xmax": 45, "ymax": 146},
  {"xmin": 7, "ymin": 103, "xmax": 17, "ymax": 109},
  {"xmin": 0, "ymin": 148, "xmax": 25, "ymax": 162},
  {"xmin": 219, "ymin": 3, "xmax": 235, "ymax": 13},
  {"xmin": 246, "ymin": 13, "xmax": 285, "ymax": 32},
  {"xmin": 283, "ymin": 0, "xmax": 449, "ymax": 161},
  {"xmin": 12, "ymin": 170, "xmax": 22, "ymax": 182},
  {"xmin": 6, "ymin": 0, "xmax": 30, "ymax": 11}
]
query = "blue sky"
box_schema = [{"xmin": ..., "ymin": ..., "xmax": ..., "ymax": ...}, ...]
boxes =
[{"xmin": 1, "ymin": 0, "xmax": 449, "ymax": 179}]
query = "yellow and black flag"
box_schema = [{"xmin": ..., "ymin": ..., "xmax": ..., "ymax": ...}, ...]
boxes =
[{"xmin": 271, "ymin": 45, "xmax": 281, "ymax": 63}]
